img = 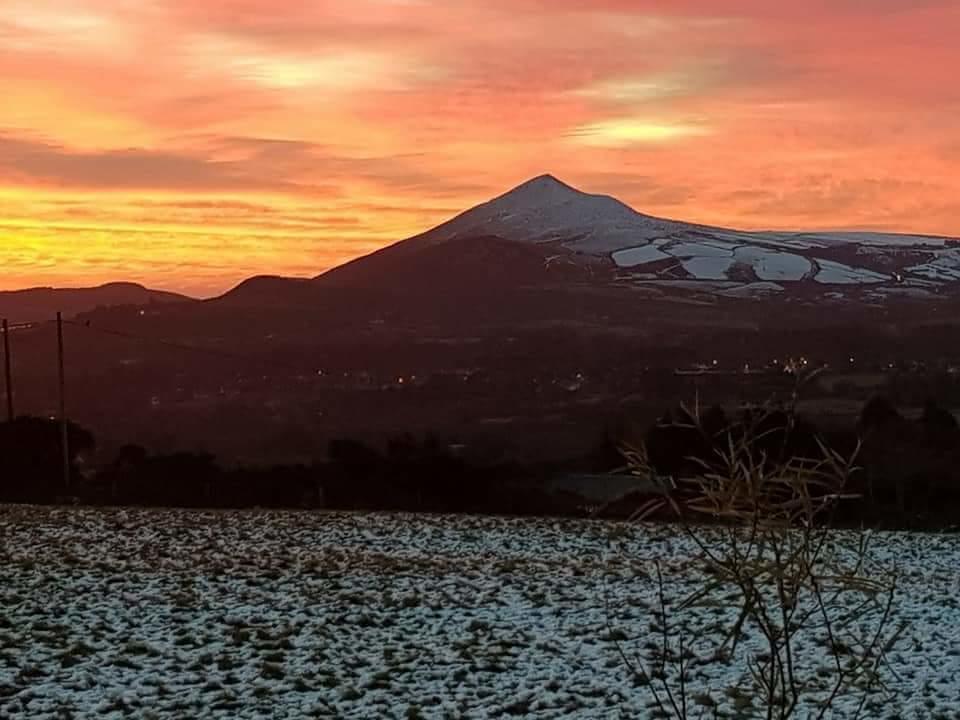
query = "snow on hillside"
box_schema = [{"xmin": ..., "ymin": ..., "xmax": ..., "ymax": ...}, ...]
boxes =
[
  {"xmin": 392, "ymin": 175, "xmax": 960, "ymax": 294},
  {"xmin": 786, "ymin": 232, "xmax": 951, "ymax": 248},
  {"xmin": 814, "ymin": 259, "xmax": 889, "ymax": 285},
  {"xmin": 413, "ymin": 175, "xmax": 694, "ymax": 254},
  {"xmin": 734, "ymin": 247, "xmax": 812, "ymax": 281},
  {"xmin": 907, "ymin": 251, "xmax": 960, "ymax": 282},
  {"xmin": 611, "ymin": 245, "xmax": 670, "ymax": 267}
]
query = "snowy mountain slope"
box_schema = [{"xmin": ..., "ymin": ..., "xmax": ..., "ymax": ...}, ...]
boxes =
[
  {"xmin": 405, "ymin": 174, "xmax": 697, "ymax": 254},
  {"xmin": 318, "ymin": 174, "xmax": 960, "ymax": 299}
]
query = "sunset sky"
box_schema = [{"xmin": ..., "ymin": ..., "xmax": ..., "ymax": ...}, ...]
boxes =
[{"xmin": 1, "ymin": 0, "xmax": 958, "ymax": 296}]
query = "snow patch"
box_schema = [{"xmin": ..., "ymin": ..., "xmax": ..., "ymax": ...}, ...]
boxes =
[
  {"xmin": 734, "ymin": 247, "xmax": 812, "ymax": 281},
  {"xmin": 612, "ymin": 245, "xmax": 671, "ymax": 268},
  {"xmin": 681, "ymin": 256, "xmax": 736, "ymax": 280},
  {"xmin": 814, "ymin": 260, "xmax": 889, "ymax": 285},
  {"xmin": 906, "ymin": 251, "xmax": 960, "ymax": 282},
  {"xmin": 666, "ymin": 242, "xmax": 735, "ymax": 259}
]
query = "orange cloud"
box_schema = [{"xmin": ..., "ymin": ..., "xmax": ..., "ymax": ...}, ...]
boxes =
[{"xmin": 0, "ymin": 0, "xmax": 958, "ymax": 295}]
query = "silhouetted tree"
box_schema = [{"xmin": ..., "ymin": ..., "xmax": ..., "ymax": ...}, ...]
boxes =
[
  {"xmin": 857, "ymin": 396, "xmax": 916, "ymax": 518},
  {"xmin": 644, "ymin": 406, "xmax": 713, "ymax": 478},
  {"xmin": 0, "ymin": 417, "xmax": 95, "ymax": 502},
  {"xmin": 98, "ymin": 444, "xmax": 149, "ymax": 501},
  {"xmin": 327, "ymin": 438, "xmax": 385, "ymax": 507},
  {"xmin": 588, "ymin": 429, "xmax": 623, "ymax": 473},
  {"xmin": 921, "ymin": 399, "xmax": 959, "ymax": 443},
  {"xmin": 859, "ymin": 395, "xmax": 903, "ymax": 433}
]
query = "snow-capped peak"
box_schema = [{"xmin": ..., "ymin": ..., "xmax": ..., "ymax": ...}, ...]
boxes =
[
  {"xmin": 487, "ymin": 174, "xmax": 633, "ymax": 215},
  {"xmin": 412, "ymin": 174, "xmax": 685, "ymax": 253},
  {"xmin": 492, "ymin": 174, "xmax": 584, "ymax": 207}
]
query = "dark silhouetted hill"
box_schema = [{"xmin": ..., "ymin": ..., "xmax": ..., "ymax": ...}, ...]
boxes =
[{"xmin": 0, "ymin": 282, "xmax": 193, "ymax": 323}]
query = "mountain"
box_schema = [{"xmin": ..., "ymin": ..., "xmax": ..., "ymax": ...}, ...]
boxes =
[
  {"xmin": 0, "ymin": 282, "xmax": 193, "ymax": 324},
  {"xmin": 316, "ymin": 174, "xmax": 960, "ymax": 303}
]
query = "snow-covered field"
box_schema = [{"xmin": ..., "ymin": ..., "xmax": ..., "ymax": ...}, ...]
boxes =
[{"xmin": 1, "ymin": 506, "xmax": 958, "ymax": 719}]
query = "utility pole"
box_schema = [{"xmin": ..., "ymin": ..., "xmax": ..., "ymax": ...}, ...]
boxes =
[
  {"xmin": 57, "ymin": 312, "xmax": 70, "ymax": 492},
  {"xmin": 2, "ymin": 318, "xmax": 13, "ymax": 422}
]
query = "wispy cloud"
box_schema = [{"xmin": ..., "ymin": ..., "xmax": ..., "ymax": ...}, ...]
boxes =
[
  {"xmin": 567, "ymin": 119, "xmax": 711, "ymax": 147},
  {"xmin": 0, "ymin": 133, "xmax": 330, "ymax": 193}
]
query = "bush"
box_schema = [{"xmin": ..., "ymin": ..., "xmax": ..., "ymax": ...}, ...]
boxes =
[{"xmin": 616, "ymin": 394, "xmax": 902, "ymax": 719}]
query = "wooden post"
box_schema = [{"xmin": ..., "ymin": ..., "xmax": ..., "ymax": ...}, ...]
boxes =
[
  {"xmin": 2, "ymin": 319, "xmax": 13, "ymax": 422},
  {"xmin": 57, "ymin": 312, "xmax": 70, "ymax": 492}
]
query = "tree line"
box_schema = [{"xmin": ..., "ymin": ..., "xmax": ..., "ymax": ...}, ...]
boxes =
[{"xmin": 1, "ymin": 394, "xmax": 959, "ymax": 527}]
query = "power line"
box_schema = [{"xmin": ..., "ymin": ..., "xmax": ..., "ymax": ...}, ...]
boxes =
[{"xmin": 64, "ymin": 320, "xmax": 256, "ymax": 361}]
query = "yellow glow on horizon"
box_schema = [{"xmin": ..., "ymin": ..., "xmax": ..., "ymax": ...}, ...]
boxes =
[{"xmin": 0, "ymin": 184, "xmax": 454, "ymax": 296}]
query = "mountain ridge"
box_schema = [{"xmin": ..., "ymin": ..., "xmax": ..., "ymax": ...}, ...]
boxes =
[
  {"xmin": 311, "ymin": 174, "xmax": 960, "ymax": 301},
  {"xmin": 0, "ymin": 282, "xmax": 194, "ymax": 324}
]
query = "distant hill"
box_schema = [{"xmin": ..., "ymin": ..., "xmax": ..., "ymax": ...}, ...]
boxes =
[
  {"xmin": 214, "ymin": 276, "xmax": 313, "ymax": 307},
  {"xmin": 0, "ymin": 282, "xmax": 193, "ymax": 324}
]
